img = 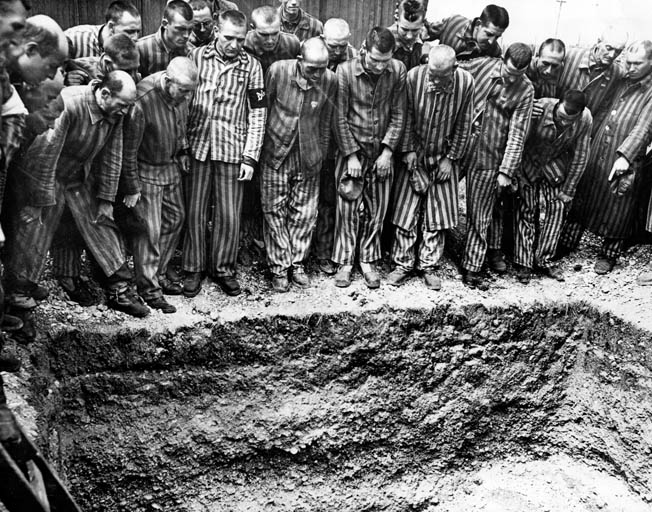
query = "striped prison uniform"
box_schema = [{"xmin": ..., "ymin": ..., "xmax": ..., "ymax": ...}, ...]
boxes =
[
  {"xmin": 183, "ymin": 44, "xmax": 266, "ymax": 276},
  {"xmin": 51, "ymin": 58, "xmax": 142, "ymax": 280},
  {"xmin": 6, "ymin": 84, "xmax": 128, "ymax": 286},
  {"xmin": 392, "ymin": 65, "xmax": 474, "ymax": 271},
  {"xmin": 137, "ymin": 28, "xmax": 190, "ymax": 78},
  {"xmin": 244, "ymin": 32, "xmax": 301, "ymax": 74},
  {"xmin": 556, "ymin": 46, "xmax": 624, "ymax": 127},
  {"xmin": 313, "ymin": 45, "xmax": 358, "ymax": 261},
  {"xmin": 260, "ymin": 59, "xmax": 337, "ymax": 276},
  {"xmin": 123, "ymin": 72, "xmax": 189, "ymax": 300},
  {"xmin": 513, "ymin": 98, "xmax": 592, "ymax": 269},
  {"xmin": 332, "ymin": 57, "xmax": 407, "ymax": 266},
  {"xmin": 561, "ymin": 72, "xmax": 652, "ymax": 258},
  {"xmin": 64, "ymin": 24, "xmax": 104, "ymax": 59},
  {"xmin": 278, "ymin": 7, "xmax": 323, "ymax": 42},
  {"xmin": 460, "ymin": 57, "xmax": 534, "ymax": 273},
  {"xmin": 425, "ymin": 15, "xmax": 502, "ymax": 61},
  {"xmin": 526, "ymin": 58, "xmax": 558, "ymax": 99}
]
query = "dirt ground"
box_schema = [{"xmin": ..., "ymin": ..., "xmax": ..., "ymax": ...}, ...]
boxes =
[{"xmin": 3, "ymin": 234, "xmax": 652, "ymax": 511}]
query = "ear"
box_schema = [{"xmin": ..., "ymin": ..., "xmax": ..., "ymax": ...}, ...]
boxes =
[
  {"xmin": 100, "ymin": 87, "xmax": 112, "ymax": 101},
  {"xmin": 106, "ymin": 20, "xmax": 115, "ymax": 34},
  {"xmin": 162, "ymin": 18, "xmax": 169, "ymax": 29},
  {"xmin": 103, "ymin": 56, "xmax": 116, "ymax": 71}
]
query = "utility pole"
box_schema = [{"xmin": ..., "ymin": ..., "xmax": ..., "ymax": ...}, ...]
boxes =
[{"xmin": 555, "ymin": 0, "xmax": 567, "ymax": 36}]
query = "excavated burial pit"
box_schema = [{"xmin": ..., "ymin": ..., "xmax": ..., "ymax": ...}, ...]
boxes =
[{"xmin": 36, "ymin": 304, "xmax": 652, "ymax": 511}]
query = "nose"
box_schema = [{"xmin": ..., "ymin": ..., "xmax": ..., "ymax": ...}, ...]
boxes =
[{"xmin": 487, "ymin": 35, "xmax": 497, "ymax": 46}]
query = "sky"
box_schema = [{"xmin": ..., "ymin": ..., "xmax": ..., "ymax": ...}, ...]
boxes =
[{"xmin": 426, "ymin": 0, "xmax": 652, "ymax": 48}]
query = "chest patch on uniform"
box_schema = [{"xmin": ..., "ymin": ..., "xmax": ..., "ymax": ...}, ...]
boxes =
[{"xmin": 249, "ymin": 88, "xmax": 267, "ymax": 108}]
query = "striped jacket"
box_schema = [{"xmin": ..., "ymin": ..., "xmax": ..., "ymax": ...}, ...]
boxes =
[
  {"xmin": 261, "ymin": 59, "xmax": 337, "ymax": 175},
  {"xmin": 244, "ymin": 31, "xmax": 301, "ymax": 74},
  {"xmin": 401, "ymin": 65, "xmax": 475, "ymax": 160},
  {"xmin": 556, "ymin": 46, "xmax": 623, "ymax": 124},
  {"xmin": 24, "ymin": 83, "xmax": 123, "ymax": 207},
  {"xmin": 334, "ymin": 57, "xmax": 407, "ymax": 159},
  {"xmin": 461, "ymin": 57, "xmax": 534, "ymax": 177},
  {"xmin": 186, "ymin": 43, "xmax": 267, "ymax": 164},
  {"xmin": 572, "ymin": 72, "xmax": 652, "ymax": 238},
  {"xmin": 64, "ymin": 24, "xmax": 104, "ymax": 59},
  {"xmin": 137, "ymin": 28, "xmax": 190, "ymax": 78},
  {"xmin": 278, "ymin": 7, "xmax": 323, "ymax": 42},
  {"xmin": 520, "ymin": 97, "xmax": 592, "ymax": 198},
  {"xmin": 425, "ymin": 15, "xmax": 502, "ymax": 61},
  {"xmin": 130, "ymin": 71, "xmax": 190, "ymax": 186}
]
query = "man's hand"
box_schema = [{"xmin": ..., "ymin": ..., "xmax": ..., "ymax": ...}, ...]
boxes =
[
  {"xmin": 608, "ymin": 156, "xmax": 630, "ymax": 181},
  {"xmin": 496, "ymin": 173, "xmax": 512, "ymax": 189},
  {"xmin": 123, "ymin": 192, "xmax": 141, "ymax": 208},
  {"xmin": 436, "ymin": 156, "xmax": 454, "ymax": 182},
  {"xmin": 19, "ymin": 205, "xmax": 42, "ymax": 224},
  {"xmin": 346, "ymin": 153, "xmax": 363, "ymax": 178},
  {"xmin": 179, "ymin": 155, "xmax": 190, "ymax": 174},
  {"xmin": 95, "ymin": 200, "xmax": 114, "ymax": 223},
  {"xmin": 402, "ymin": 151, "xmax": 417, "ymax": 172},
  {"xmin": 555, "ymin": 191, "xmax": 573, "ymax": 204},
  {"xmin": 237, "ymin": 163, "xmax": 254, "ymax": 181},
  {"xmin": 64, "ymin": 69, "xmax": 89, "ymax": 86},
  {"xmin": 531, "ymin": 99, "xmax": 545, "ymax": 119},
  {"xmin": 374, "ymin": 147, "xmax": 393, "ymax": 182}
]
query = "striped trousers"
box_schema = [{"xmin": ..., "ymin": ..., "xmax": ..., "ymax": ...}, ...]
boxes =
[
  {"xmin": 559, "ymin": 221, "xmax": 623, "ymax": 259},
  {"xmin": 332, "ymin": 153, "xmax": 393, "ymax": 266},
  {"xmin": 261, "ymin": 147, "xmax": 320, "ymax": 276},
  {"xmin": 129, "ymin": 179, "xmax": 184, "ymax": 300},
  {"xmin": 7, "ymin": 180, "xmax": 126, "ymax": 284},
  {"xmin": 391, "ymin": 162, "xmax": 459, "ymax": 270},
  {"xmin": 312, "ymin": 157, "xmax": 336, "ymax": 260},
  {"xmin": 513, "ymin": 180, "xmax": 566, "ymax": 269},
  {"xmin": 182, "ymin": 159, "xmax": 242, "ymax": 276},
  {"xmin": 463, "ymin": 168, "xmax": 504, "ymax": 272}
]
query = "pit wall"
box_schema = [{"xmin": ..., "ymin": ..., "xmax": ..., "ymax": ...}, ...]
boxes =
[{"xmin": 28, "ymin": 304, "xmax": 652, "ymax": 511}]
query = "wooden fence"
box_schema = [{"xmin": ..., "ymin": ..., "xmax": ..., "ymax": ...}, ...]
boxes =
[{"xmin": 28, "ymin": 0, "xmax": 396, "ymax": 48}]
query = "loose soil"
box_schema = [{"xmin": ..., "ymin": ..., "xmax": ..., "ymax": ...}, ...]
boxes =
[{"xmin": 3, "ymin": 236, "xmax": 652, "ymax": 511}]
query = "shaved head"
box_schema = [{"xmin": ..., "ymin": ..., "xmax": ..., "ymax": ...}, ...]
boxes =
[
  {"xmin": 298, "ymin": 36, "xmax": 329, "ymax": 83},
  {"xmin": 595, "ymin": 26, "xmax": 628, "ymax": 67},
  {"xmin": 323, "ymin": 18, "xmax": 350, "ymax": 40},
  {"xmin": 167, "ymin": 55, "xmax": 198, "ymax": 83},
  {"xmin": 599, "ymin": 26, "xmax": 628, "ymax": 49},
  {"xmin": 13, "ymin": 14, "xmax": 67, "ymax": 85},
  {"xmin": 428, "ymin": 44, "xmax": 456, "ymax": 69}
]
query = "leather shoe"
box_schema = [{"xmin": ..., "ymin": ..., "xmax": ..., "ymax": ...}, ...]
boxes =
[
  {"xmin": 215, "ymin": 275, "xmax": 241, "ymax": 296},
  {"xmin": 183, "ymin": 272, "xmax": 202, "ymax": 298},
  {"xmin": 423, "ymin": 271, "xmax": 441, "ymax": 290},
  {"xmin": 271, "ymin": 275, "xmax": 290, "ymax": 293},
  {"xmin": 58, "ymin": 277, "xmax": 97, "ymax": 306},
  {"xmin": 291, "ymin": 267, "xmax": 310, "ymax": 288},
  {"xmin": 318, "ymin": 259, "xmax": 337, "ymax": 275},
  {"xmin": 514, "ymin": 264, "xmax": 532, "ymax": 284},
  {"xmin": 538, "ymin": 266, "xmax": 565, "ymax": 281},
  {"xmin": 334, "ymin": 267, "xmax": 351, "ymax": 288},
  {"xmin": 159, "ymin": 275, "xmax": 183, "ymax": 295},
  {"xmin": 1, "ymin": 314, "xmax": 23, "ymax": 332},
  {"xmin": 107, "ymin": 288, "xmax": 150, "ymax": 318},
  {"xmin": 362, "ymin": 266, "xmax": 380, "ymax": 289},
  {"xmin": 486, "ymin": 249, "xmax": 506, "ymax": 273},
  {"xmin": 146, "ymin": 296, "xmax": 177, "ymax": 314},
  {"xmin": 387, "ymin": 267, "xmax": 410, "ymax": 287},
  {"xmin": 594, "ymin": 256, "xmax": 616, "ymax": 275},
  {"xmin": 462, "ymin": 270, "xmax": 489, "ymax": 290}
]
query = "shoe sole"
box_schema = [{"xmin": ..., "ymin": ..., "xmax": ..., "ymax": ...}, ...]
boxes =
[{"xmin": 183, "ymin": 287, "xmax": 202, "ymax": 298}]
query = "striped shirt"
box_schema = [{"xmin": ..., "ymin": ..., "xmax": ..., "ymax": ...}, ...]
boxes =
[
  {"xmin": 521, "ymin": 97, "xmax": 592, "ymax": 198},
  {"xmin": 556, "ymin": 46, "xmax": 623, "ymax": 122},
  {"xmin": 261, "ymin": 59, "xmax": 337, "ymax": 174},
  {"xmin": 128, "ymin": 71, "xmax": 190, "ymax": 186},
  {"xmin": 186, "ymin": 43, "xmax": 267, "ymax": 164},
  {"xmin": 461, "ymin": 57, "xmax": 534, "ymax": 176},
  {"xmin": 244, "ymin": 31, "xmax": 301, "ymax": 74},
  {"xmin": 278, "ymin": 7, "xmax": 323, "ymax": 42},
  {"xmin": 334, "ymin": 57, "xmax": 407, "ymax": 159},
  {"xmin": 401, "ymin": 65, "xmax": 475, "ymax": 161},
  {"xmin": 425, "ymin": 15, "xmax": 502, "ymax": 61},
  {"xmin": 23, "ymin": 83, "xmax": 123, "ymax": 207},
  {"xmin": 137, "ymin": 28, "xmax": 190, "ymax": 78},
  {"xmin": 64, "ymin": 24, "xmax": 104, "ymax": 59}
]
